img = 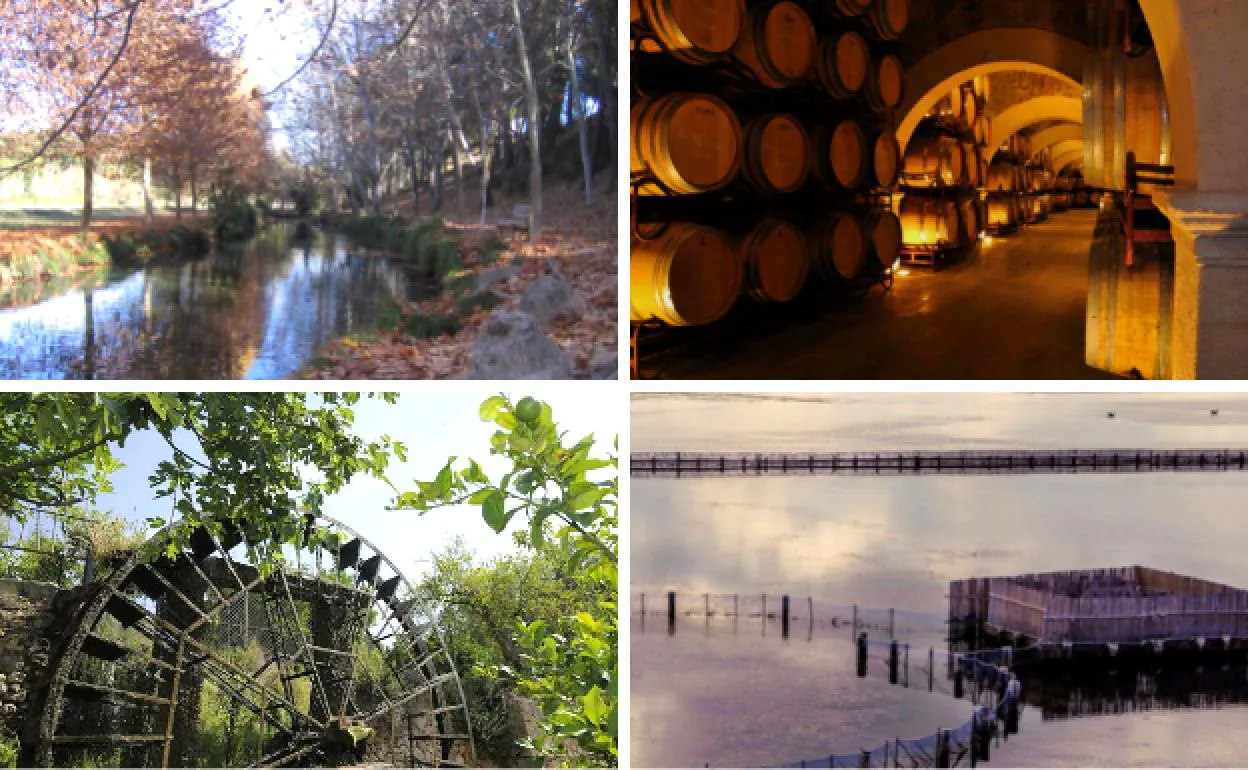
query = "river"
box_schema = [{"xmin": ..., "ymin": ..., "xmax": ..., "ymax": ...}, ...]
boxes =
[
  {"xmin": 0, "ymin": 225, "xmax": 431, "ymax": 379},
  {"xmin": 631, "ymin": 393, "xmax": 1248, "ymax": 767}
]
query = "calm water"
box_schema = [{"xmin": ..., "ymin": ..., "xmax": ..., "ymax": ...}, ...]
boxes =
[
  {"xmin": 0, "ymin": 226, "xmax": 430, "ymax": 379},
  {"xmin": 631, "ymin": 394, "xmax": 1248, "ymax": 767}
]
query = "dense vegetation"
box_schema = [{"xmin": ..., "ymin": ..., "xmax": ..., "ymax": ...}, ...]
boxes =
[{"xmin": 0, "ymin": 393, "xmax": 617, "ymax": 766}]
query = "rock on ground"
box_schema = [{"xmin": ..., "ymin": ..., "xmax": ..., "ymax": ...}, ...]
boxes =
[
  {"xmin": 467, "ymin": 309, "xmax": 573, "ymax": 379},
  {"xmin": 519, "ymin": 265, "xmax": 588, "ymax": 324},
  {"xmin": 588, "ymin": 346, "xmax": 618, "ymax": 379}
]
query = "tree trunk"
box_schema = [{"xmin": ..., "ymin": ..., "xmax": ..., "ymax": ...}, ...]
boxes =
[
  {"xmin": 449, "ymin": 127, "xmax": 464, "ymax": 221},
  {"xmin": 405, "ymin": 138, "xmax": 420, "ymax": 217},
  {"xmin": 596, "ymin": 5, "xmax": 618, "ymax": 184},
  {"xmin": 511, "ymin": 0, "xmax": 543, "ymax": 237},
  {"xmin": 173, "ymin": 166, "xmax": 183, "ymax": 220},
  {"xmin": 432, "ymin": 140, "xmax": 444, "ymax": 211},
  {"xmin": 473, "ymin": 92, "xmax": 492, "ymax": 225},
  {"xmin": 567, "ymin": 44, "xmax": 595, "ymax": 206},
  {"xmin": 142, "ymin": 155, "xmax": 155, "ymax": 225},
  {"xmin": 189, "ymin": 164, "xmax": 198, "ymax": 215},
  {"xmin": 81, "ymin": 155, "xmax": 94, "ymax": 229}
]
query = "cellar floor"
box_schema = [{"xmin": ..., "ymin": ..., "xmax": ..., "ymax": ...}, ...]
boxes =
[{"xmin": 647, "ymin": 208, "xmax": 1117, "ymax": 380}]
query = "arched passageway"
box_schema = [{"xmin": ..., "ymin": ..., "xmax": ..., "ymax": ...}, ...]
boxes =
[{"xmin": 630, "ymin": 0, "xmax": 1248, "ymax": 380}]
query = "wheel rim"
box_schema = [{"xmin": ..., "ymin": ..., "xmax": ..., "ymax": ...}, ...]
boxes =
[{"xmin": 26, "ymin": 514, "xmax": 474, "ymax": 768}]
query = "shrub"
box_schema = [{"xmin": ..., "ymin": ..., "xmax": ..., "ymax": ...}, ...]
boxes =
[{"xmin": 212, "ymin": 185, "xmax": 260, "ymax": 241}]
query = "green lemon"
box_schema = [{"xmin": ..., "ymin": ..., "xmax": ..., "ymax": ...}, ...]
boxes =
[{"xmin": 515, "ymin": 397, "xmax": 542, "ymax": 423}]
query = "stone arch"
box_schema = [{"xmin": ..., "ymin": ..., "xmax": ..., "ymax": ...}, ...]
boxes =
[
  {"xmin": 1053, "ymin": 148, "xmax": 1085, "ymax": 172},
  {"xmin": 897, "ymin": 28, "xmax": 1090, "ymax": 149},
  {"xmin": 1049, "ymin": 140, "xmax": 1085, "ymax": 165},
  {"xmin": 990, "ymin": 97, "xmax": 1083, "ymax": 152},
  {"xmin": 1029, "ymin": 124, "xmax": 1084, "ymax": 160}
]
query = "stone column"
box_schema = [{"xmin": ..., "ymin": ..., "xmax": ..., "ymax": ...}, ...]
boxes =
[{"xmin": 1155, "ymin": 190, "xmax": 1248, "ymax": 378}]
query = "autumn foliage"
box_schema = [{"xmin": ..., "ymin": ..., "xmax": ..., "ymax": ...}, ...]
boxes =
[{"xmin": 0, "ymin": 1, "xmax": 272, "ymax": 226}]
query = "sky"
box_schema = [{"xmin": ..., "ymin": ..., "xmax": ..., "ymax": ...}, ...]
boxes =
[
  {"xmin": 96, "ymin": 387, "xmax": 620, "ymax": 581},
  {"xmin": 631, "ymin": 392, "xmax": 1248, "ymax": 451}
]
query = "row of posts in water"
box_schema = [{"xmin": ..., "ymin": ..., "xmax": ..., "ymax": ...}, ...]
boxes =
[{"xmin": 647, "ymin": 591, "xmax": 896, "ymax": 640}]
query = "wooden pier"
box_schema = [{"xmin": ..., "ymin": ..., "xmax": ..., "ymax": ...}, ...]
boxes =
[{"xmin": 632, "ymin": 449, "xmax": 1248, "ymax": 477}]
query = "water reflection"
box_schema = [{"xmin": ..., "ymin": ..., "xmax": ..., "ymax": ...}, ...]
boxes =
[
  {"xmin": 0, "ymin": 225, "xmax": 431, "ymax": 379},
  {"xmin": 631, "ymin": 395, "xmax": 1248, "ymax": 767}
]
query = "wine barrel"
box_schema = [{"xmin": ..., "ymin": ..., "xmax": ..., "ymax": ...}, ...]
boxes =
[
  {"xmin": 631, "ymin": 223, "xmax": 741, "ymax": 326},
  {"xmin": 864, "ymin": 54, "xmax": 904, "ymax": 111},
  {"xmin": 948, "ymin": 88, "xmax": 965, "ymax": 124},
  {"xmin": 1075, "ymin": 189, "xmax": 1091, "ymax": 207},
  {"xmin": 962, "ymin": 142, "xmax": 981, "ymax": 188},
  {"xmin": 963, "ymin": 90, "xmax": 979, "ymax": 127},
  {"xmin": 941, "ymin": 200, "xmax": 964, "ymax": 248},
  {"xmin": 869, "ymin": 0, "xmax": 909, "ymax": 41},
  {"xmin": 816, "ymin": 30, "xmax": 869, "ymax": 99},
  {"xmin": 932, "ymin": 91, "xmax": 958, "ymax": 121},
  {"xmin": 631, "ymin": 93, "xmax": 742, "ymax": 195},
  {"xmin": 984, "ymin": 196, "xmax": 1014, "ymax": 229},
  {"xmin": 866, "ymin": 209, "xmax": 903, "ymax": 268},
  {"xmin": 740, "ymin": 219, "xmax": 809, "ymax": 303},
  {"xmin": 741, "ymin": 114, "xmax": 810, "ymax": 194},
  {"xmin": 984, "ymin": 158, "xmax": 1018, "ymax": 193},
  {"xmin": 1023, "ymin": 195, "xmax": 1037, "ymax": 223},
  {"xmin": 973, "ymin": 74, "xmax": 990, "ymax": 103},
  {"xmin": 898, "ymin": 195, "xmax": 954, "ymax": 247},
  {"xmin": 903, "ymin": 134, "xmax": 962, "ymax": 187},
  {"xmin": 833, "ymin": 0, "xmax": 872, "ymax": 15},
  {"xmin": 813, "ymin": 120, "xmax": 868, "ymax": 191},
  {"xmin": 972, "ymin": 116, "xmax": 986, "ymax": 146},
  {"xmin": 958, "ymin": 197, "xmax": 981, "ymax": 244},
  {"xmin": 872, "ymin": 129, "xmax": 902, "ymax": 188},
  {"xmin": 734, "ymin": 1, "xmax": 816, "ymax": 88},
  {"xmin": 808, "ymin": 212, "xmax": 867, "ymax": 281},
  {"xmin": 641, "ymin": 0, "xmax": 744, "ymax": 64},
  {"xmin": 1053, "ymin": 192, "xmax": 1071, "ymax": 210}
]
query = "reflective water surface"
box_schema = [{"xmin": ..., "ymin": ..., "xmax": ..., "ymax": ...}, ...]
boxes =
[
  {"xmin": 631, "ymin": 394, "xmax": 1248, "ymax": 767},
  {"xmin": 0, "ymin": 226, "xmax": 430, "ymax": 379}
]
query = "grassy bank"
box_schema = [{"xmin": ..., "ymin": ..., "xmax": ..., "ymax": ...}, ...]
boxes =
[
  {"xmin": 0, "ymin": 220, "xmax": 214, "ymax": 283},
  {"xmin": 0, "ymin": 232, "xmax": 111, "ymax": 283}
]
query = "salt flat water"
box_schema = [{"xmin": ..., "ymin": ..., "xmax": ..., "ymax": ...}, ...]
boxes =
[{"xmin": 631, "ymin": 394, "xmax": 1248, "ymax": 767}]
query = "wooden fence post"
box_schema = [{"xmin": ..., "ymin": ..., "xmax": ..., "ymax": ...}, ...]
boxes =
[
  {"xmin": 667, "ymin": 591, "xmax": 676, "ymax": 635},
  {"xmin": 782, "ymin": 594, "xmax": 791, "ymax": 638},
  {"xmin": 857, "ymin": 632, "xmax": 868, "ymax": 677},
  {"xmin": 889, "ymin": 639, "xmax": 900, "ymax": 684}
]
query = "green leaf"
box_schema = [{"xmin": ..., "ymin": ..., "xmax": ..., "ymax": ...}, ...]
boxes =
[
  {"xmin": 479, "ymin": 395, "xmax": 509, "ymax": 422},
  {"xmin": 481, "ymin": 489, "xmax": 507, "ymax": 532},
  {"xmin": 580, "ymin": 686, "xmax": 608, "ymax": 727}
]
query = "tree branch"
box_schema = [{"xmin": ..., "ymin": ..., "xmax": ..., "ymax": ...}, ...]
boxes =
[{"xmin": 0, "ymin": 0, "xmax": 142, "ymax": 178}]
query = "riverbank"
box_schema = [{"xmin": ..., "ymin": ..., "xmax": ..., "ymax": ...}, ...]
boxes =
[
  {"xmin": 305, "ymin": 182, "xmax": 617, "ymax": 379},
  {"xmin": 0, "ymin": 215, "xmax": 213, "ymax": 283}
]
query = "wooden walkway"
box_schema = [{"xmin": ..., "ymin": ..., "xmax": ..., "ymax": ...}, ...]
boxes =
[{"xmin": 631, "ymin": 449, "xmax": 1248, "ymax": 477}]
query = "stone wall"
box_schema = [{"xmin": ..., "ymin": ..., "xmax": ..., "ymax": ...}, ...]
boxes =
[
  {"xmin": 0, "ymin": 580, "xmax": 62, "ymax": 739},
  {"xmin": 987, "ymin": 72, "xmax": 1082, "ymax": 121}
]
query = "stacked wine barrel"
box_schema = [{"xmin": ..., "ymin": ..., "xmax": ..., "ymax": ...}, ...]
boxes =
[
  {"xmin": 895, "ymin": 80, "xmax": 985, "ymax": 261},
  {"xmin": 1023, "ymin": 162, "xmax": 1055, "ymax": 224},
  {"xmin": 630, "ymin": 0, "xmax": 910, "ymax": 330},
  {"xmin": 982, "ymin": 133, "xmax": 1032, "ymax": 234}
]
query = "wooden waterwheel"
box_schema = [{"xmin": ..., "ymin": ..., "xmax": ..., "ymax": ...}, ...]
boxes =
[{"xmin": 19, "ymin": 514, "xmax": 473, "ymax": 768}]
